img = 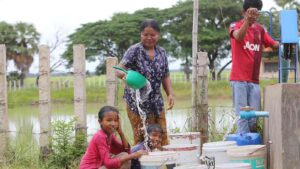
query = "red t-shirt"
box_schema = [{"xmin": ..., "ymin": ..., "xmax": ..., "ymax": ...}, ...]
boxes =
[
  {"xmin": 80, "ymin": 130, "xmax": 130, "ymax": 169},
  {"xmin": 229, "ymin": 19, "xmax": 276, "ymax": 83}
]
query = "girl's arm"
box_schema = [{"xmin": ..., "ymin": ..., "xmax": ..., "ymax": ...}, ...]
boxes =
[
  {"xmin": 117, "ymin": 118, "xmax": 130, "ymax": 151},
  {"xmin": 117, "ymin": 130, "xmax": 130, "ymax": 151},
  {"xmin": 96, "ymin": 137, "xmax": 122, "ymax": 168},
  {"xmin": 119, "ymin": 150, "xmax": 148, "ymax": 164}
]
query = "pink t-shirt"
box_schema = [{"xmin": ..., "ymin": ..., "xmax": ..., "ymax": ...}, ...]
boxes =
[
  {"xmin": 80, "ymin": 130, "xmax": 130, "ymax": 169},
  {"xmin": 229, "ymin": 19, "xmax": 276, "ymax": 83}
]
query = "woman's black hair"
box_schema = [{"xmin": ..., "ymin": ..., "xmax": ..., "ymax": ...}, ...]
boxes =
[
  {"xmin": 147, "ymin": 124, "xmax": 163, "ymax": 134},
  {"xmin": 243, "ymin": 0, "xmax": 263, "ymax": 11},
  {"xmin": 140, "ymin": 19, "xmax": 160, "ymax": 33},
  {"xmin": 98, "ymin": 106, "xmax": 119, "ymax": 121}
]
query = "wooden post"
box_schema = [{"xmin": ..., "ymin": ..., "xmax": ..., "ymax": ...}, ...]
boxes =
[
  {"xmin": 73, "ymin": 45, "xmax": 87, "ymax": 137},
  {"xmin": 106, "ymin": 57, "xmax": 118, "ymax": 106},
  {"xmin": 191, "ymin": 0, "xmax": 199, "ymax": 131},
  {"xmin": 197, "ymin": 52, "xmax": 209, "ymax": 153},
  {"xmin": 0, "ymin": 45, "xmax": 9, "ymax": 162},
  {"xmin": 38, "ymin": 45, "xmax": 51, "ymax": 158}
]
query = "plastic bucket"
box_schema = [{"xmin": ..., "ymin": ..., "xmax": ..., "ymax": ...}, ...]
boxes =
[
  {"xmin": 215, "ymin": 163, "xmax": 252, "ymax": 169},
  {"xmin": 163, "ymin": 144, "xmax": 199, "ymax": 165},
  {"xmin": 202, "ymin": 141, "xmax": 237, "ymax": 164},
  {"xmin": 169, "ymin": 132, "xmax": 200, "ymax": 145},
  {"xmin": 174, "ymin": 164, "xmax": 207, "ymax": 169},
  {"xmin": 140, "ymin": 151, "xmax": 179, "ymax": 169},
  {"xmin": 227, "ymin": 145, "xmax": 266, "ymax": 169}
]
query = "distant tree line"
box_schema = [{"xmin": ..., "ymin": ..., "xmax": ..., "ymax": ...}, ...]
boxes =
[{"xmin": 1, "ymin": 0, "xmax": 299, "ymax": 82}]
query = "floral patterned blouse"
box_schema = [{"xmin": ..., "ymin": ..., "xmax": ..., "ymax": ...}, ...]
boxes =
[{"xmin": 120, "ymin": 42, "xmax": 170, "ymax": 116}]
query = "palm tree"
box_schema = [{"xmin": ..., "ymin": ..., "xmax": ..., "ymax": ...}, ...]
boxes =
[
  {"xmin": 0, "ymin": 22, "xmax": 40, "ymax": 86},
  {"xmin": 13, "ymin": 22, "xmax": 40, "ymax": 86}
]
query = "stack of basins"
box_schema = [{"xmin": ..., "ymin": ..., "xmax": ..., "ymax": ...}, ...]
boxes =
[
  {"xmin": 200, "ymin": 132, "xmax": 266, "ymax": 169},
  {"xmin": 164, "ymin": 132, "xmax": 206, "ymax": 168},
  {"xmin": 225, "ymin": 133, "xmax": 266, "ymax": 169},
  {"xmin": 139, "ymin": 151, "xmax": 179, "ymax": 169}
]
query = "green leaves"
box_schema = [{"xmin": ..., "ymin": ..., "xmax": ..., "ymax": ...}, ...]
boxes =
[
  {"xmin": 0, "ymin": 21, "xmax": 40, "ymax": 84},
  {"xmin": 63, "ymin": 0, "xmax": 243, "ymax": 78},
  {"xmin": 47, "ymin": 118, "xmax": 86, "ymax": 169}
]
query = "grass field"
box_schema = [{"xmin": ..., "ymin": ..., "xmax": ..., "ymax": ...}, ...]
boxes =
[{"xmin": 9, "ymin": 71, "xmax": 277, "ymax": 108}]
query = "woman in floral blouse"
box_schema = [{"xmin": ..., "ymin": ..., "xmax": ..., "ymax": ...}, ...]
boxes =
[{"xmin": 115, "ymin": 19, "xmax": 174, "ymax": 146}]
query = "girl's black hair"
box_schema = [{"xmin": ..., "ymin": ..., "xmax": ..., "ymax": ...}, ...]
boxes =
[
  {"xmin": 98, "ymin": 106, "xmax": 119, "ymax": 121},
  {"xmin": 140, "ymin": 19, "xmax": 160, "ymax": 33},
  {"xmin": 243, "ymin": 0, "xmax": 263, "ymax": 11},
  {"xmin": 147, "ymin": 124, "xmax": 163, "ymax": 134}
]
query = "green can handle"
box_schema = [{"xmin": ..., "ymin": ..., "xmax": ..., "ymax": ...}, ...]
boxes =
[{"xmin": 113, "ymin": 66, "xmax": 128, "ymax": 74}]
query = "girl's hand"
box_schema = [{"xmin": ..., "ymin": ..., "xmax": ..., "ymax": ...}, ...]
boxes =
[
  {"xmin": 116, "ymin": 118, "xmax": 123, "ymax": 134},
  {"xmin": 167, "ymin": 94, "xmax": 174, "ymax": 110},
  {"xmin": 134, "ymin": 150, "xmax": 148, "ymax": 158}
]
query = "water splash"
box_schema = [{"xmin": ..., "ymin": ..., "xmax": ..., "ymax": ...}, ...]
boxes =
[
  {"xmin": 222, "ymin": 116, "xmax": 238, "ymax": 141},
  {"xmin": 132, "ymin": 80, "xmax": 152, "ymax": 151}
]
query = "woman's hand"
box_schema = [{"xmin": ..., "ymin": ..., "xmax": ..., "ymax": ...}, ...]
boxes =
[{"xmin": 167, "ymin": 94, "xmax": 174, "ymax": 110}]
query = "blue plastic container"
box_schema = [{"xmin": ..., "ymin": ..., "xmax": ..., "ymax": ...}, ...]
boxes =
[
  {"xmin": 236, "ymin": 133, "xmax": 262, "ymax": 146},
  {"xmin": 226, "ymin": 134, "xmax": 238, "ymax": 142}
]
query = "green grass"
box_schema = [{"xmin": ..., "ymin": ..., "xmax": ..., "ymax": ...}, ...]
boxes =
[
  {"xmin": 1, "ymin": 120, "xmax": 42, "ymax": 169},
  {"xmin": 8, "ymin": 72, "xmax": 278, "ymax": 108}
]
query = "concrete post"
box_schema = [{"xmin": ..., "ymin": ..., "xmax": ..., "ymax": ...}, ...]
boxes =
[
  {"xmin": 106, "ymin": 57, "xmax": 118, "ymax": 106},
  {"xmin": 73, "ymin": 45, "xmax": 87, "ymax": 136},
  {"xmin": 264, "ymin": 84, "xmax": 300, "ymax": 169},
  {"xmin": 0, "ymin": 45, "xmax": 8, "ymax": 162},
  {"xmin": 38, "ymin": 45, "xmax": 51, "ymax": 158},
  {"xmin": 196, "ymin": 52, "xmax": 209, "ymax": 153}
]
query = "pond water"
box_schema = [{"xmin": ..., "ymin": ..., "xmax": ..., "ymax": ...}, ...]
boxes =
[{"xmin": 7, "ymin": 103, "xmax": 235, "ymax": 144}]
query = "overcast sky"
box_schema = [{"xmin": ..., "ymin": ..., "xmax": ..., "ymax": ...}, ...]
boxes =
[{"xmin": 0, "ymin": 0, "xmax": 279, "ymax": 73}]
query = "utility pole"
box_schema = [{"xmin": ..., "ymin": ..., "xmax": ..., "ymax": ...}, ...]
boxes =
[
  {"xmin": 191, "ymin": 0, "xmax": 209, "ymax": 151},
  {"xmin": 191, "ymin": 0, "xmax": 199, "ymax": 131}
]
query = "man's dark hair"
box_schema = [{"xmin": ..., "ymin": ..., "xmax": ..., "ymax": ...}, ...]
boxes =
[
  {"xmin": 98, "ymin": 106, "xmax": 119, "ymax": 121},
  {"xmin": 140, "ymin": 19, "xmax": 160, "ymax": 33},
  {"xmin": 243, "ymin": 0, "xmax": 263, "ymax": 11},
  {"xmin": 147, "ymin": 124, "xmax": 163, "ymax": 134}
]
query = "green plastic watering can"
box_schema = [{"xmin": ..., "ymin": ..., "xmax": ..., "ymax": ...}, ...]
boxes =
[{"xmin": 113, "ymin": 66, "xmax": 147, "ymax": 89}]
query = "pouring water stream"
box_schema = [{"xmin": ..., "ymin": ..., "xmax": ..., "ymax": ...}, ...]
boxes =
[{"xmin": 131, "ymin": 80, "xmax": 152, "ymax": 152}]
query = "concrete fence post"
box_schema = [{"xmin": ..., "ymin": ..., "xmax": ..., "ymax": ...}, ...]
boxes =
[
  {"xmin": 0, "ymin": 45, "xmax": 9, "ymax": 162},
  {"xmin": 73, "ymin": 45, "xmax": 87, "ymax": 137},
  {"xmin": 38, "ymin": 45, "xmax": 51, "ymax": 158},
  {"xmin": 106, "ymin": 57, "xmax": 118, "ymax": 106}
]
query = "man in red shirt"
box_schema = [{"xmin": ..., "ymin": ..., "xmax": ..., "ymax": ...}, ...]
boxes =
[{"xmin": 229, "ymin": 0, "xmax": 279, "ymax": 134}]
